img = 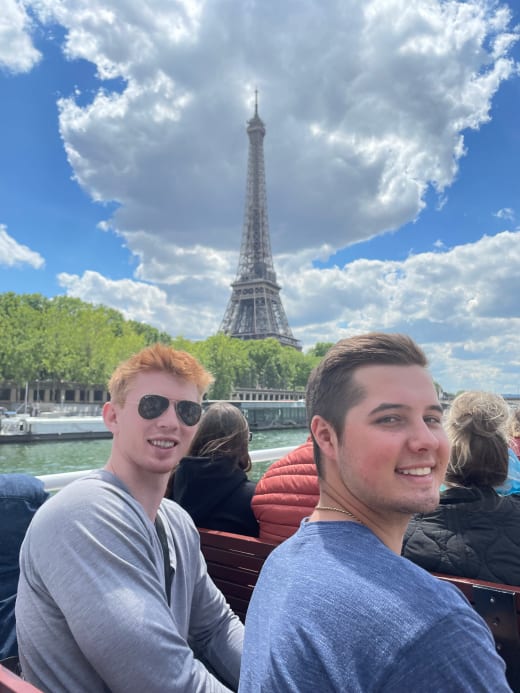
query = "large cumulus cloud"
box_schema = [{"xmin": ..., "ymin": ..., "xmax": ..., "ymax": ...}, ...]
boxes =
[{"xmin": 2, "ymin": 0, "xmax": 519, "ymax": 392}]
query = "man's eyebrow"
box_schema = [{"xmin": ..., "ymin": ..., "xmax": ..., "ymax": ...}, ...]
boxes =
[
  {"xmin": 369, "ymin": 403, "xmax": 443, "ymax": 415},
  {"xmin": 427, "ymin": 404, "xmax": 444, "ymax": 414},
  {"xmin": 369, "ymin": 403, "xmax": 405, "ymax": 415}
]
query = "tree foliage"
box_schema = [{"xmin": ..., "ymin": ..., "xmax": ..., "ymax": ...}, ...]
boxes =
[
  {"xmin": 0, "ymin": 293, "xmax": 321, "ymax": 397},
  {"xmin": 307, "ymin": 342, "xmax": 334, "ymax": 358}
]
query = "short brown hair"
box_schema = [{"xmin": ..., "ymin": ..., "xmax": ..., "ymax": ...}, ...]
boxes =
[
  {"xmin": 108, "ymin": 343, "xmax": 214, "ymax": 406},
  {"xmin": 445, "ymin": 391, "xmax": 509, "ymax": 488},
  {"xmin": 306, "ymin": 333, "xmax": 428, "ymax": 475}
]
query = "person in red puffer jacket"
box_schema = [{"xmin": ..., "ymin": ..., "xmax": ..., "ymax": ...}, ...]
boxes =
[{"xmin": 251, "ymin": 436, "xmax": 319, "ymax": 544}]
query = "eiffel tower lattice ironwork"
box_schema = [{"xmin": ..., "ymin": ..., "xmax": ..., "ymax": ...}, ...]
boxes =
[{"xmin": 220, "ymin": 96, "xmax": 301, "ymax": 351}]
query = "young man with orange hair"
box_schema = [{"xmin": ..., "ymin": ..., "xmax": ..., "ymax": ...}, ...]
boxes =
[{"xmin": 17, "ymin": 344, "xmax": 243, "ymax": 692}]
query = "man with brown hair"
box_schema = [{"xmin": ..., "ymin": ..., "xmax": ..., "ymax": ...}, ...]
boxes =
[
  {"xmin": 239, "ymin": 333, "xmax": 510, "ymax": 691},
  {"xmin": 17, "ymin": 344, "xmax": 243, "ymax": 693}
]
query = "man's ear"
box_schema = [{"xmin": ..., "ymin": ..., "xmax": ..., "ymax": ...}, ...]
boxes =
[
  {"xmin": 310, "ymin": 415, "xmax": 337, "ymax": 459},
  {"xmin": 102, "ymin": 401, "xmax": 118, "ymax": 433}
]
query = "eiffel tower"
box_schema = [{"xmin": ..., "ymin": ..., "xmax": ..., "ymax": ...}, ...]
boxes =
[{"xmin": 220, "ymin": 95, "xmax": 301, "ymax": 351}]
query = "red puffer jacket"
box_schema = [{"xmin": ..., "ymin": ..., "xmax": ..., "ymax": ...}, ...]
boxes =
[{"xmin": 251, "ymin": 438, "xmax": 319, "ymax": 544}]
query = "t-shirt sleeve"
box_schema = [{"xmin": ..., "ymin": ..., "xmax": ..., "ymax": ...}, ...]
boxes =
[{"xmin": 383, "ymin": 608, "xmax": 512, "ymax": 692}]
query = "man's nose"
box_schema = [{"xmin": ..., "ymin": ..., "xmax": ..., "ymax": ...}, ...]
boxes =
[{"xmin": 408, "ymin": 420, "xmax": 440, "ymax": 452}]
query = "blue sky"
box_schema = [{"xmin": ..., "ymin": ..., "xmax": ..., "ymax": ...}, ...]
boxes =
[{"xmin": 1, "ymin": 0, "xmax": 519, "ymax": 394}]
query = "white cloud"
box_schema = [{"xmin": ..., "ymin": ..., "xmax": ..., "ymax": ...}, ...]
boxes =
[
  {"xmin": 494, "ymin": 207, "xmax": 515, "ymax": 221},
  {"xmin": 24, "ymin": 0, "xmax": 518, "ymax": 260},
  {"xmin": 0, "ymin": 0, "xmax": 41, "ymax": 73},
  {"xmin": 57, "ymin": 269, "xmax": 220, "ymax": 339},
  {"xmin": 0, "ymin": 225, "xmax": 45, "ymax": 268}
]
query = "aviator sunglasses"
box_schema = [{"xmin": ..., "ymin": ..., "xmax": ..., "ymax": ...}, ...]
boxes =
[{"xmin": 137, "ymin": 394, "xmax": 202, "ymax": 426}]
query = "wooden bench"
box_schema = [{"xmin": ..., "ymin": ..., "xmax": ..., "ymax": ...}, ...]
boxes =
[
  {"xmin": 198, "ymin": 528, "xmax": 275, "ymax": 623},
  {"xmin": 199, "ymin": 528, "xmax": 520, "ymax": 692}
]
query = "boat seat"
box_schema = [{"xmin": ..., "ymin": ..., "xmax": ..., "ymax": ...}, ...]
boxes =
[{"xmin": 198, "ymin": 528, "xmax": 275, "ymax": 623}]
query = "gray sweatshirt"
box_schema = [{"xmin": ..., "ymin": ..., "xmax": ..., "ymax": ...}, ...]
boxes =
[{"xmin": 16, "ymin": 470, "xmax": 243, "ymax": 692}]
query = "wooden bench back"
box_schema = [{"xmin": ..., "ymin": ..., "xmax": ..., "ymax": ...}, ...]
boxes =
[
  {"xmin": 198, "ymin": 528, "xmax": 275, "ymax": 622},
  {"xmin": 199, "ymin": 528, "xmax": 520, "ymax": 691}
]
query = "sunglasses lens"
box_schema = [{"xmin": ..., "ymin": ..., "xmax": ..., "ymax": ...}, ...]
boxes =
[
  {"xmin": 138, "ymin": 395, "xmax": 170, "ymax": 419},
  {"xmin": 176, "ymin": 400, "xmax": 202, "ymax": 426},
  {"xmin": 137, "ymin": 396, "xmax": 201, "ymax": 425}
]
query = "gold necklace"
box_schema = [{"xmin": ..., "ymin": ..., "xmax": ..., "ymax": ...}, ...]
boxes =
[{"xmin": 315, "ymin": 505, "xmax": 364, "ymax": 525}]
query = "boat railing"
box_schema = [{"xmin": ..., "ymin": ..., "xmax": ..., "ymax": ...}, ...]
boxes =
[{"xmin": 37, "ymin": 445, "xmax": 297, "ymax": 493}]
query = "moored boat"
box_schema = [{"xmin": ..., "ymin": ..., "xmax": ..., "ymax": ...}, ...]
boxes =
[
  {"xmin": 0, "ymin": 416, "xmax": 111, "ymax": 444},
  {"xmin": 0, "ymin": 401, "xmax": 306, "ymax": 443},
  {"xmin": 205, "ymin": 399, "xmax": 307, "ymax": 430}
]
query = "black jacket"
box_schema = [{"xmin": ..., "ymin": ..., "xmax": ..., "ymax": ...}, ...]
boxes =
[
  {"xmin": 171, "ymin": 455, "xmax": 259, "ymax": 537},
  {"xmin": 402, "ymin": 486, "xmax": 520, "ymax": 586}
]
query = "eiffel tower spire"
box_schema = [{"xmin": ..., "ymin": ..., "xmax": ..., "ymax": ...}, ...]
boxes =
[{"xmin": 219, "ymin": 96, "xmax": 301, "ymax": 350}]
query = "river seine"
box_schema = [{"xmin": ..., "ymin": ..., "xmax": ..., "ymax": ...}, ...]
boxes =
[{"xmin": 0, "ymin": 428, "xmax": 307, "ymax": 482}]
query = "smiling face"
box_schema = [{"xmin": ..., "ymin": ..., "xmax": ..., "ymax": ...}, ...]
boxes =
[
  {"xmin": 313, "ymin": 364, "xmax": 450, "ymax": 526},
  {"xmin": 103, "ymin": 370, "xmax": 200, "ymax": 484}
]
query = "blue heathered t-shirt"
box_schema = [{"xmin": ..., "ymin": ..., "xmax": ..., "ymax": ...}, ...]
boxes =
[{"xmin": 239, "ymin": 520, "xmax": 511, "ymax": 692}]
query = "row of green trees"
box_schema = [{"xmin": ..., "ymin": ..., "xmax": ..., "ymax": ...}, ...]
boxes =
[{"xmin": 0, "ymin": 293, "xmax": 331, "ymax": 399}]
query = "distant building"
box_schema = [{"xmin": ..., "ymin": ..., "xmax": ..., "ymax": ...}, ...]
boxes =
[
  {"xmin": 219, "ymin": 94, "xmax": 301, "ymax": 350},
  {"xmin": 0, "ymin": 380, "xmax": 106, "ymax": 415},
  {"xmin": 230, "ymin": 387, "xmax": 305, "ymax": 402}
]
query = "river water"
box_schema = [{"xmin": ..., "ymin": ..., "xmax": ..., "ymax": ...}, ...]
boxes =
[{"xmin": 0, "ymin": 428, "xmax": 308, "ymax": 482}]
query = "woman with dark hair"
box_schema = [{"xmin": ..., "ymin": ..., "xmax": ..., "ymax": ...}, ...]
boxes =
[
  {"xmin": 168, "ymin": 402, "xmax": 259, "ymax": 537},
  {"xmin": 402, "ymin": 391, "xmax": 520, "ymax": 585}
]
